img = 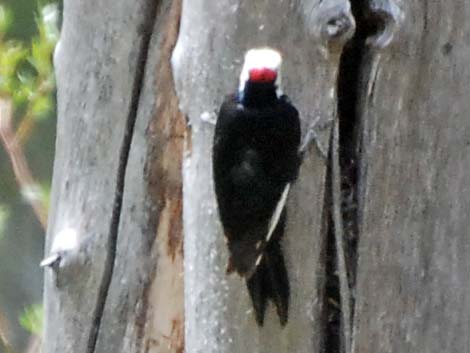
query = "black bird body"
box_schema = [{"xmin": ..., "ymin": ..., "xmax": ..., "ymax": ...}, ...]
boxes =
[{"xmin": 213, "ymin": 64, "xmax": 301, "ymax": 326}]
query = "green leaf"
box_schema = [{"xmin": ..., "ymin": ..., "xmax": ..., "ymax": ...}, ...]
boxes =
[
  {"xmin": 31, "ymin": 95, "xmax": 52, "ymax": 118},
  {"xmin": 12, "ymin": 72, "xmax": 34, "ymax": 104},
  {"xmin": 29, "ymin": 37, "xmax": 52, "ymax": 76},
  {"xmin": 39, "ymin": 4, "xmax": 60, "ymax": 45},
  {"xmin": 0, "ymin": 43, "xmax": 27, "ymax": 75},
  {"xmin": 39, "ymin": 182, "xmax": 51, "ymax": 210},
  {"xmin": 19, "ymin": 304, "xmax": 43, "ymax": 336},
  {"xmin": 0, "ymin": 204, "xmax": 10, "ymax": 241},
  {"xmin": 0, "ymin": 43, "xmax": 27, "ymax": 94},
  {"xmin": 0, "ymin": 5, "xmax": 13, "ymax": 35}
]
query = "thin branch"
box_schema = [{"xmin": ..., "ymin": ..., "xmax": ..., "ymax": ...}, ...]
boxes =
[
  {"xmin": 0, "ymin": 311, "xmax": 13, "ymax": 353},
  {"xmin": 16, "ymin": 111, "xmax": 36, "ymax": 146},
  {"xmin": 0, "ymin": 98, "xmax": 48, "ymax": 230},
  {"xmin": 16, "ymin": 80, "xmax": 55, "ymax": 146},
  {"xmin": 25, "ymin": 335, "xmax": 41, "ymax": 353}
]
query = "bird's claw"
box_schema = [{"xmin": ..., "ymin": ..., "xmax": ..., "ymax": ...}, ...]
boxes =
[{"xmin": 299, "ymin": 116, "xmax": 333, "ymax": 160}]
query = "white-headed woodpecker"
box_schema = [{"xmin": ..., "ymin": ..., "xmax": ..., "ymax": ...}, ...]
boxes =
[{"xmin": 212, "ymin": 48, "xmax": 301, "ymax": 326}]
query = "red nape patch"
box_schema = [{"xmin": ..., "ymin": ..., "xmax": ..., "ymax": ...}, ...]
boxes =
[{"xmin": 248, "ymin": 68, "xmax": 277, "ymax": 83}]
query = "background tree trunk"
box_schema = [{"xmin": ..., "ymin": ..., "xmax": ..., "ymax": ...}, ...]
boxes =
[
  {"xmin": 44, "ymin": 1, "xmax": 184, "ymax": 353},
  {"xmin": 44, "ymin": 0, "xmax": 470, "ymax": 353}
]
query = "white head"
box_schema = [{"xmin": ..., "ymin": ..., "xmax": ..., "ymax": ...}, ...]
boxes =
[{"xmin": 238, "ymin": 48, "xmax": 283, "ymax": 96}]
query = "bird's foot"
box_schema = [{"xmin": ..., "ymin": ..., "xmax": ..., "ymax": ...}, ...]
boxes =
[
  {"xmin": 200, "ymin": 111, "xmax": 217, "ymax": 125},
  {"xmin": 299, "ymin": 116, "xmax": 333, "ymax": 160}
]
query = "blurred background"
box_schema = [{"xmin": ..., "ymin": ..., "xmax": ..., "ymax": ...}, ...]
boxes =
[{"xmin": 0, "ymin": 0, "xmax": 60, "ymax": 352}]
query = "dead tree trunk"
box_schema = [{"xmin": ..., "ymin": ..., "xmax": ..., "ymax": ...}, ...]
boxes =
[
  {"xmin": 43, "ymin": 1, "xmax": 184, "ymax": 353},
  {"xmin": 43, "ymin": 0, "xmax": 470, "ymax": 353},
  {"xmin": 350, "ymin": 1, "xmax": 470, "ymax": 352},
  {"xmin": 171, "ymin": 0, "xmax": 357, "ymax": 351}
]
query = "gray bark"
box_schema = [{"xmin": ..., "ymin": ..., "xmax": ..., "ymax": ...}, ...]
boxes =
[
  {"xmin": 43, "ymin": 0, "xmax": 470, "ymax": 353},
  {"xmin": 352, "ymin": 1, "xmax": 470, "ymax": 352},
  {"xmin": 172, "ymin": 1, "xmax": 353, "ymax": 352},
  {"xmin": 44, "ymin": 1, "xmax": 183, "ymax": 353}
]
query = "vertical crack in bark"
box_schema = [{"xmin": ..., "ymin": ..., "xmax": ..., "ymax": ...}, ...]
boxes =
[
  {"xmin": 337, "ymin": 9, "xmax": 362, "ymax": 303},
  {"xmin": 331, "ymin": 118, "xmax": 353, "ymax": 353},
  {"xmin": 323, "ymin": 120, "xmax": 353, "ymax": 353},
  {"xmin": 331, "ymin": 0, "xmax": 385, "ymax": 352},
  {"xmin": 323, "ymin": 6, "xmax": 366, "ymax": 352},
  {"xmin": 323, "ymin": 146, "xmax": 342, "ymax": 353},
  {"xmin": 137, "ymin": 0, "xmax": 185, "ymax": 352},
  {"xmin": 85, "ymin": 2, "xmax": 160, "ymax": 353}
]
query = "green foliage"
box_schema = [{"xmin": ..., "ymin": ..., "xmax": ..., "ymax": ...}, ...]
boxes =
[
  {"xmin": 38, "ymin": 182, "xmax": 51, "ymax": 210},
  {"xmin": 0, "ymin": 43, "xmax": 28, "ymax": 100},
  {"xmin": 0, "ymin": 6, "xmax": 13, "ymax": 35},
  {"xmin": 19, "ymin": 304, "xmax": 43, "ymax": 336},
  {"xmin": 0, "ymin": 3, "xmax": 58, "ymax": 351},
  {"xmin": 0, "ymin": 3, "xmax": 58, "ymax": 119},
  {"xmin": 0, "ymin": 205, "xmax": 10, "ymax": 241}
]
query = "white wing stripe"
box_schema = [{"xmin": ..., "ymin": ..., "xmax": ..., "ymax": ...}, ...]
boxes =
[
  {"xmin": 254, "ymin": 183, "xmax": 290, "ymax": 268},
  {"xmin": 266, "ymin": 183, "xmax": 290, "ymax": 243}
]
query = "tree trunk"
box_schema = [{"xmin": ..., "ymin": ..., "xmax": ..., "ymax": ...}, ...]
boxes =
[
  {"xmin": 172, "ymin": 0, "xmax": 354, "ymax": 352},
  {"xmin": 44, "ymin": 1, "xmax": 184, "ymax": 353},
  {"xmin": 43, "ymin": 0, "xmax": 470, "ymax": 353},
  {"xmin": 351, "ymin": 1, "xmax": 470, "ymax": 352}
]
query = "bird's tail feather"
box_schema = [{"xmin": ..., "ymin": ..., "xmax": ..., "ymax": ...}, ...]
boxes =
[
  {"xmin": 246, "ymin": 258, "xmax": 269, "ymax": 325},
  {"xmin": 246, "ymin": 224, "xmax": 289, "ymax": 326}
]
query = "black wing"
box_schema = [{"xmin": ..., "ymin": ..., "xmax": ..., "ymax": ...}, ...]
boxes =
[{"xmin": 212, "ymin": 94, "xmax": 300, "ymax": 277}]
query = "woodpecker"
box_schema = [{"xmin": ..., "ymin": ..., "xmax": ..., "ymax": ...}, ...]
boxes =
[{"xmin": 212, "ymin": 48, "xmax": 301, "ymax": 326}]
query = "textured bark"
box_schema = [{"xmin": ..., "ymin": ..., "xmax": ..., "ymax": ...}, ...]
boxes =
[
  {"xmin": 44, "ymin": 0, "xmax": 470, "ymax": 353},
  {"xmin": 172, "ymin": 0, "xmax": 353, "ymax": 352},
  {"xmin": 43, "ymin": 1, "xmax": 184, "ymax": 353},
  {"xmin": 93, "ymin": 1, "xmax": 185, "ymax": 353},
  {"xmin": 351, "ymin": 0, "xmax": 470, "ymax": 352}
]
